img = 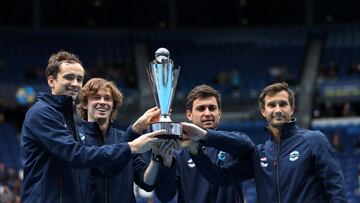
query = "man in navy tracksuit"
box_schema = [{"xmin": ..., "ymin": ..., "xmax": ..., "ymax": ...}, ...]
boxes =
[
  {"xmin": 182, "ymin": 82, "xmax": 347, "ymax": 202},
  {"xmin": 77, "ymin": 78, "xmax": 175, "ymax": 203},
  {"xmin": 20, "ymin": 51, "xmax": 164, "ymax": 203},
  {"xmin": 155, "ymin": 85, "xmax": 254, "ymax": 203}
]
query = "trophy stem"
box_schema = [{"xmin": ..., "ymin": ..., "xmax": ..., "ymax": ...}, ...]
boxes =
[{"xmin": 160, "ymin": 114, "xmax": 172, "ymax": 122}]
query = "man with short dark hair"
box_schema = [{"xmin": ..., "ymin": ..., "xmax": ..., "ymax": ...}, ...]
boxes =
[
  {"xmin": 155, "ymin": 84, "xmax": 254, "ymax": 203},
  {"xmin": 20, "ymin": 51, "xmax": 164, "ymax": 203},
  {"xmin": 183, "ymin": 82, "xmax": 347, "ymax": 202}
]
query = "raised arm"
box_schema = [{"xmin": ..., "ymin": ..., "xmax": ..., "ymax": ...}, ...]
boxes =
[
  {"xmin": 91, "ymin": 107, "xmax": 162, "ymax": 178},
  {"xmin": 182, "ymin": 122, "xmax": 255, "ymax": 157},
  {"xmin": 139, "ymin": 140, "xmax": 177, "ymax": 191},
  {"xmin": 22, "ymin": 106, "xmax": 164, "ymax": 168},
  {"xmin": 154, "ymin": 150, "xmax": 178, "ymax": 202},
  {"xmin": 190, "ymin": 146, "xmax": 254, "ymax": 186}
]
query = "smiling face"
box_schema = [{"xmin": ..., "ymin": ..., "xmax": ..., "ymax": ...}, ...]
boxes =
[
  {"xmin": 261, "ymin": 90, "xmax": 294, "ymax": 128},
  {"xmin": 186, "ymin": 96, "xmax": 221, "ymax": 130},
  {"xmin": 84, "ymin": 87, "xmax": 114, "ymax": 123},
  {"xmin": 48, "ymin": 62, "xmax": 84, "ymax": 100}
]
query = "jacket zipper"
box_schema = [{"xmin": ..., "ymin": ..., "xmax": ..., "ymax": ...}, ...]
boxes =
[
  {"xmin": 104, "ymin": 179, "xmax": 108, "ymax": 203},
  {"xmin": 77, "ymin": 169, "xmax": 82, "ymax": 203},
  {"xmin": 60, "ymin": 168, "xmax": 63, "ymax": 203},
  {"xmin": 101, "ymin": 129, "xmax": 108, "ymax": 203},
  {"xmin": 235, "ymin": 183, "xmax": 241, "ymax": 203},
  {"xmin": 210, "ymin": 185, "xmax": 214, "ymax": 203},
  {"xmin": 211, "ymin": 149, "xmax": 218, "ymax": 203},
  {"xmin": 275, "ymin": 143, "xmax": 281, "ymax": 203}
]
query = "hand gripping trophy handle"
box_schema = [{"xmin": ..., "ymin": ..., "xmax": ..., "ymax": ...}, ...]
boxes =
[{"xmin": 146, "ymin": 48, "xmax": 182, "ymax": 139}]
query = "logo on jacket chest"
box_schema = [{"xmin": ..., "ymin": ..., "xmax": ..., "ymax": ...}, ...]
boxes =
[
  {"xmin": 78, "ymin": 132, "xmax": 85, "ymax": 141},
  {"xmin": 289, "ymin": 150, "xmax": 300, "ymax": 161},
  {"xmin": 187, "ymin": 159, "xmax": 196, "ymax": 168},
  {"xmin": 260, "ymin": 157, "xmax": 268, "ymax": 168},
  {"xmin": 217, "ymin": 151, "xmax": 226, "ymax": 161},
  {"xmin": 259, "ymin": 150, "xmax": 300, "ymax": 168}
]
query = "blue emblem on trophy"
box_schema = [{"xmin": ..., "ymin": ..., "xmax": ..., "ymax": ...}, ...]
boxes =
[{"xmin": 147, "ymin": 48, "xmax": 182, "ymax": 139}]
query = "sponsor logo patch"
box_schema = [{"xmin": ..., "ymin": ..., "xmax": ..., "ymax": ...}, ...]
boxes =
[
  {"xmin": 289, "ymin": 151, "xmax": 300, "ymax": 161},
  {"xmin": 260, "ymin": 162, "xmax": 268, "ymax": 167},
  {"xmin": 187, "ymin": 159, "xmax": 195, "ymax": 168},
  {"xmin": 260, "ymin": 156, "xmax": 268, "ymax": 168},
  {"xmin": 217, "ymin": 151, "xmax": 226, "ymax": 161},
  {"xmin": 79, "ymin": 132, "xmax": 85, "ymax": 141}
]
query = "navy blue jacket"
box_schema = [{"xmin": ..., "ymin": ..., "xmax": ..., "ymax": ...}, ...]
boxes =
[
  {"xmin": 78, "ymin": 120, "xmax": 154, "ymax": 203},
  {"xmin": 192, "ymin": 121, "xmax": 348, "ymax": 203},
  {"xmin": 20, "ymin": 93, "xmax": 132, "ymax": 203},
  {"xmin": 155, "ymin": 130, "xmax": 254, "ymax": 203}
]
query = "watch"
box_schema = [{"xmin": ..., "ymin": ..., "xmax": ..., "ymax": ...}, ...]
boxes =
[{"xmin": 152, "ymin": 153, "xmax": 163, "ymax": 164}]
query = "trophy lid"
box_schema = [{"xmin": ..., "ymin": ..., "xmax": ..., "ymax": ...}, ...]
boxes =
[{"xmin": 155, "ymin": 48, "xmax": 170, "ymax": 63}]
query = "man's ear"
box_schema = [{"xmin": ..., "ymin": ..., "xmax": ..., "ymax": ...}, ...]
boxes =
[
  {"xmin": 186, "ymin": 109, "xmax": 192, "ymax": 122},
  {"xmin": 47, "ymin": 76, "xmax": 55, "ymax": 88}
]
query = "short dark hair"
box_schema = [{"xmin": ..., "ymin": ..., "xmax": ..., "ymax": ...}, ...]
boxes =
[
  {"xmin": 45, "ymin": 51, "xmax": 82, "ymax": 79},
  {"xmin": 258, "ymin": 82, "xmax": 295, "ymax": 111},
  {"xmin": 186, "ymin": 84, "xmax": 222, "ymax": 111}
]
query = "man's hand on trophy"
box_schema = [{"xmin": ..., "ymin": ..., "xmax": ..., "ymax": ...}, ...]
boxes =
[
  {"xmin": 128, "ymin": 130, "xmax": 165, "ymax": 154},
  {"xmin": 151, "ymin": 142, "xmax": 161, "ymax": 156},
  {"xmin": 155, "ymin": 140, "xmax": 176, "ymax": 167},
  {"xmin": 181, "ymin": 122, "xmax": 208, "ymax": 141},
  {"xmin": 132, "ymin": 107, "xmax": 161, "ymax": 133}
]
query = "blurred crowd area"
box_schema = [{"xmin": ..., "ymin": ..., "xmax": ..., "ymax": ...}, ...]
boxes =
[
  {"xmin": 313, "ymin": 61, "xmax": 360, "ymax": 118},
  {"xmin": 23, "ymin": 57, "xmax": 137, "ymax": 90},
  {"xmin": 0, "ymin": 162, "xmax": 21, "ymax": 203}
]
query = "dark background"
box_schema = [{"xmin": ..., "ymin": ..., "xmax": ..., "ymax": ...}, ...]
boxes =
[{"xmin": 1, "ymin": 0, "xmax": 360, "ymax": 29}]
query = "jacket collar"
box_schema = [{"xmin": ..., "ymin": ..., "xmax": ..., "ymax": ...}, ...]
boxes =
[
  {"xmin": 79, "ymin": 120, "xmax": 99, "ymax": 133},
  {"xmin": 264, "ymin": 118, "xmax": 299, "ymax": 141},
  {"xmin": 79, "ymin": 119, "xmax": 114, "ymax": 135},
  {"xmin": 38, "ymin": 92, "xmax": 73, "ymax": 111}
]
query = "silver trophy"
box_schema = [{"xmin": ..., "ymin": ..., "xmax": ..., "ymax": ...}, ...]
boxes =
[{"xmin": 147, "ymin": 48, "xmax": 182, "ymax": 139}]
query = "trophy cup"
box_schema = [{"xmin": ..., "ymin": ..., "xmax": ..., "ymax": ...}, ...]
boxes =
[{"xmin": 147, "ymin": 48, "xmax": 182, "ymax": 139}]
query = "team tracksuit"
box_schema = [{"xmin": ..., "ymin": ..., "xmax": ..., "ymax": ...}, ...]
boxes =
[{"xmin": 191, "ymin": 121, "xmax": 347, "ymax": 202}]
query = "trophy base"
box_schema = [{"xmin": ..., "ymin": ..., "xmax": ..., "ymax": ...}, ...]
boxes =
[{"xmin": 148, "ymin": 122, "xmax": 182, "ymax": 139}]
